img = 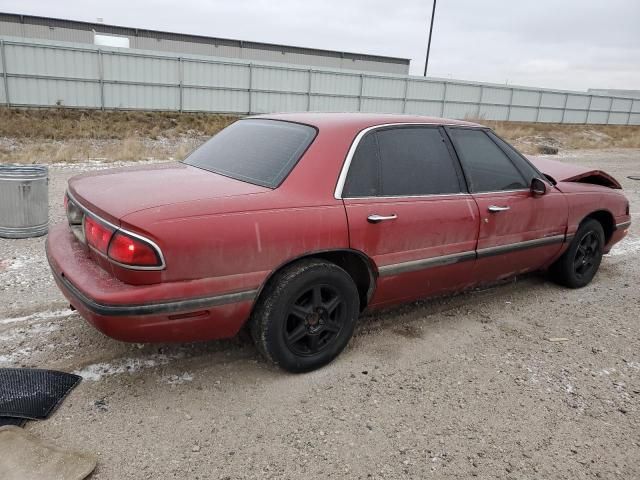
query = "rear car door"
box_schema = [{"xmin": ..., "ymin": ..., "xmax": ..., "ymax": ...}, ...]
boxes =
[
  {"xmin": 338, "ymin": 125, "xmax": 480, "ymax": 308},
  {"xmin": 446, "ymin": 127, "xmax": 568, "ymax": 282}
]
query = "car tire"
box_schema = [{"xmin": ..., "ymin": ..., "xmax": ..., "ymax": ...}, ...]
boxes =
[
  {"xmin": 250, "ymin": 259, "xmax": 360, "ymax": 373},
  {"xmin": 549, "ymin": 219, "xmax": 605, "ymax": 288}
]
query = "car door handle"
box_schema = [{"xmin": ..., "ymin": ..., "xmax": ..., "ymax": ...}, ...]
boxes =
[
  {"xmin": 488, "ymin": 205, "xmax": 510, "ymax": 213},
  {"xmin": 367, "ymin": 214, "xmax": 398, "ymax": 223},
  {"xmin": 488, "ymin": 205, "xmax": 510, "ymax": 212}
]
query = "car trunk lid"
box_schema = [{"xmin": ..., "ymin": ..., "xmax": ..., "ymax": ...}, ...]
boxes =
[{"xmin": 67, "ymin": 162, "xmax": 270, "ymax": 223}]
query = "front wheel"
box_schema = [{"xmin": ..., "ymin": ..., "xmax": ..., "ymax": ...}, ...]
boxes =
[
  {"xmin": 250, "ymin": 259, "xmax": 360, "ymax": 373},
  {"xmin": 549, "ymin": 219, "xmax": 605, "ymax": 288}
]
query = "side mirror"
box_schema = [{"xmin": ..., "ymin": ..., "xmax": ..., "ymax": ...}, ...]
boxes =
[{"xmin": 531, "ymin": 177, "xmax": 547, "ymax": 196}]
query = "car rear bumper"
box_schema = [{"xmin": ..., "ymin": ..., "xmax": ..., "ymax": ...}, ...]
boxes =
[{"xmin": 46, "ymin": 223, "xmax": 255, "ymax": 342}]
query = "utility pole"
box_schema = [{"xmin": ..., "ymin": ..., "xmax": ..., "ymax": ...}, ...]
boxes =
[{"xmin": 423, "ymin": 0, "xmax": 437, "ymax": 77}]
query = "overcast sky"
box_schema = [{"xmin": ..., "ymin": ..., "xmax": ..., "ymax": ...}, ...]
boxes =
[{"xmin": 2, "ymin": 0, "xmax": 639, "ymax": 91}]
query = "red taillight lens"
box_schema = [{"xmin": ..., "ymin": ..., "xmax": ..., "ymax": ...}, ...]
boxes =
[
  {"xmin": 84, "ymin": 216, "xmax": 114, "ymax": 253},
  {"xmin": 107, "ymin": 232, "xmax": 161, "ymax": 267},
  {"xmin": 83, "ymin": 212, "xmax": 163, "ymax": 269}
]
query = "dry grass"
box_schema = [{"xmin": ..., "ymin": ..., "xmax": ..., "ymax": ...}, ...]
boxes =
[
  {"xmin": 0, "ymin": 107, "xmax": 237, "ymax": 140},
  {"xmin": 1, "ymin": 108, "xmax": 639, "ymax": 163},
  {"xmin": 477, "ymin": 120, "xmax": 640, "ymax": 154},
  {"xmin": 0, "ymin": 107, "xmax": 235, "ymax": 163},
  {"xmin": 0, "ymin": 137, "xmax": 208, "ymax": 164}
]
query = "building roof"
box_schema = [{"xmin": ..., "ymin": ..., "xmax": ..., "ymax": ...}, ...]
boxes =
[{"xmin": 0, "ymin": 11, "xmax": 410, "ymax": 66}]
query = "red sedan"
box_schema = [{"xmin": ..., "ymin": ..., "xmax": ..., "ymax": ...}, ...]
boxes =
[{"xmin": 46, "ymin": 114, "xmax": 631, "ymax": 372}]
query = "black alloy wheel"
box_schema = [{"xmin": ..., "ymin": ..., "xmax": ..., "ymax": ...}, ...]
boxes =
[
  {"xmin": 549, "ymin": 218, "xmax": 605, "ymax": 288},
  {"xmin": 284, "ymin": 284, "xmax": 346, "ymax": 356},
  {"xmin": 573, "ymin": 231, "xmax": 601, "ymax": 281}
]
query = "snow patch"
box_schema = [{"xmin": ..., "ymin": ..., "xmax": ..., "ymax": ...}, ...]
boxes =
[
  {"xmin": 50, "ymin": 159, "xmax": 162, "ymax": 170},
  {"xmin": 0, "ymin": 256, "xmax": 38, "ymax": 272},
  {"xmin": 607, "ymin": 236, "xmax": 640, "ymax": 257},
  {"xmin": 0, "ymin": 323, "xmax": 61, "ymax": 342},
  {"xmin": 74, "ymin": 353, "xmax": 185, "ymax": 381},
  {"xmin": 164, "ymin": 372, "xmax": 194, "ymax": 385},
  {"xmin": 0, "ymin": 309, "xmax": 75, "ymax": 326},
  {"xmin": 625, "ymin": 361, "xmax": 640, "ymax": 370},
  {"xmin": 0, "ymin": 347, "xmax": 33, "ymax": 366}
]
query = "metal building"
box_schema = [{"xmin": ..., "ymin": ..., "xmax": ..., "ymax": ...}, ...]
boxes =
[{"xmin": 0, "ymin": 12, "xmax": 410, "ymax": 74}]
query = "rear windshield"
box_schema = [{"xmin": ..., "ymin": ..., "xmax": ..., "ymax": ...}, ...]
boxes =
[{"xmin": 184, "ymin": 119, "xmax": 316, "ymax": 188}]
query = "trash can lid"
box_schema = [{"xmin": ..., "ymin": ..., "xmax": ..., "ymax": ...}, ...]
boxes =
[{"xmin": 0, "ymin": 164, "xmax": 48, "ymax": 180}]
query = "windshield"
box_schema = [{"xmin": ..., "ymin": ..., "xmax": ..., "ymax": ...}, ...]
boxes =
[{"xmin": 184, "ymin": 119, "xmax": 317, "ymax": 188}]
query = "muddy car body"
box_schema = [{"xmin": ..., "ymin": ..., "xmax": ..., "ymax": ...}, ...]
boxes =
[{"xmin": 46, "ymin": 113, "xmax": 631, "ymax": 371}]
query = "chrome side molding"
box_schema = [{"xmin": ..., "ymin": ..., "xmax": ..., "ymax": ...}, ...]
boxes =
[{"xmin": 378, "ymin": 234, "xmax": 567, "ymax": 277}]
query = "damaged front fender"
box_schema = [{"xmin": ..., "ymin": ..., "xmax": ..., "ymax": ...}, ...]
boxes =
[{"xmin": 529, "ymin": 157, "xmax": 622, "ymax": 189}]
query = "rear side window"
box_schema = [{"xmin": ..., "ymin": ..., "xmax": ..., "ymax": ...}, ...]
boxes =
[
  {"xmin": 447, "ymin": 128, "xmax": 527, "ymax": 192},
  {"xmin": 184, "ymin": 119, "xmax": 316, "ymax": 188},
  {"xmin": 343, "ymin": 127, "xmax": 461, "ymax": 197},
  {"xmin": 342, "ymin": 133, "xmax": 380, "ymax": 197}
]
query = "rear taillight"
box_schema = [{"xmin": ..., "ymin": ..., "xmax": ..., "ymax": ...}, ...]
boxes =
[
  {"xmin": 65, "ymin": 194, "xmax": 83, "ymax": 225},
  {"xmin": 84, "ymin": 215, "xmax": 114, "ymax": 254},
  {"xmin": 107, "ymin": 232, "xmax": 162, "ymax": 267},
  {"xmin": 72, "ymin": 196, "xmax": 164, "ymax": 269}
]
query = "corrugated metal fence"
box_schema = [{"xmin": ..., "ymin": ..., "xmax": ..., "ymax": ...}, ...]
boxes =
[{"xmin": 1, "ymin": 36, "xmax": 639, "ymax": 125}]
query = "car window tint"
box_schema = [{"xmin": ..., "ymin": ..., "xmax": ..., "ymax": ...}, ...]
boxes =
[
  {"xmin": 184, "ymin": 119, "xmax": 316, "ymax": 188},
  {"xmin": 448, "ymin": 128, "xmax": 527, "ymax": 192},
  {"xmin": 342, "ymin": 133, "xmax": 381, "ymax": 197},
  {"xmin": 377, "ymin": 127, "xmax": 461, "ymax": 196},
  {"xmin": 343, "ymin": 127, "xmax": 461, "ymax": 197},
  {"xmin": 487, "ymin": 131, "xmax": 541, "ymax": 185}
]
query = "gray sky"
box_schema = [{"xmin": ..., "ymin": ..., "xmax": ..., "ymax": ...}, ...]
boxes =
[{"xmin": 2, "ymin": 0, "xmax": 639, "ymax": 91}]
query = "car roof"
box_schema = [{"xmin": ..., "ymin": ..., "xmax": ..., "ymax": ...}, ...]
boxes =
[{"xmin": 251, "ymin": 112, "xmax": 484, "ymax": 130}]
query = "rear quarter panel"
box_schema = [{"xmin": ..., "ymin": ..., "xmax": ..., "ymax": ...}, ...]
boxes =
[
  {"xmin": 123, "ymin": 202, "xmax": 349, "ymax": 290},
  {"xmin": 119, "ymin": 121, "xmax": 359, "ymax": 292}
]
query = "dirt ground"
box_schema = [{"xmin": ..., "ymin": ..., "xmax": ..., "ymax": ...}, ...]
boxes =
[{"xmin": 1, "ymin": 149, "xmax": 639, "ymax": 479}]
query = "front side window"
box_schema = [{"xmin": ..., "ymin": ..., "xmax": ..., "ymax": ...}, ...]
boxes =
[
  {"xmin": 447, "ymin": 128, "xmax": 528, "ymax": 193},
  {"xmin": 486, "ymin": 131, "xmax": 542, "ymax": 185},
  {"xmin": 342, "ymin": 127, "xmax": 462, "ymax": 197},
  {"xmin": 184, "ymin": 119, "xmax": 316, "ymax": 188}
]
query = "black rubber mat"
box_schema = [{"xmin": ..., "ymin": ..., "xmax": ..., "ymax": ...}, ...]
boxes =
[
  {"xmin": 0, "ymin": 368, "xmax": 81, "ymax": 420},
  {"xmin": 0, "ymin": 416, "xmax": 27, "ymax": 427}
]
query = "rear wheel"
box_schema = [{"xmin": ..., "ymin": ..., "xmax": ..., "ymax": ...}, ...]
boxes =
[
  {"xmin": 250, "ymin": 259, "xmax": 360, "ymax": 373},
  {"xmin": 550, "ymin": 219, "xmax": 605, "ymax": 288}
]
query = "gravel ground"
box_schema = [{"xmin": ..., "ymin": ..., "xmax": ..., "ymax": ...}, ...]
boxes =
[{"xmin": 1, "ymin": 149, "xmax": 639, "ymax": 479}]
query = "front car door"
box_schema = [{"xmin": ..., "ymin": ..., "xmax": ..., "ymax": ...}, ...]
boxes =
[
  {"xmin": 337, "ymin": 125, "xmax": 480, "ymax": 308},
  {"xmin": 445, "ymin": 127, "xmax": 569, "ymax": 283}
]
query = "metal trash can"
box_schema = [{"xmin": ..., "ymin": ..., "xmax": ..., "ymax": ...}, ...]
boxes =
[{"xmin": 0, "ymin": 164, "xmax": 49, "ymax": 239}]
